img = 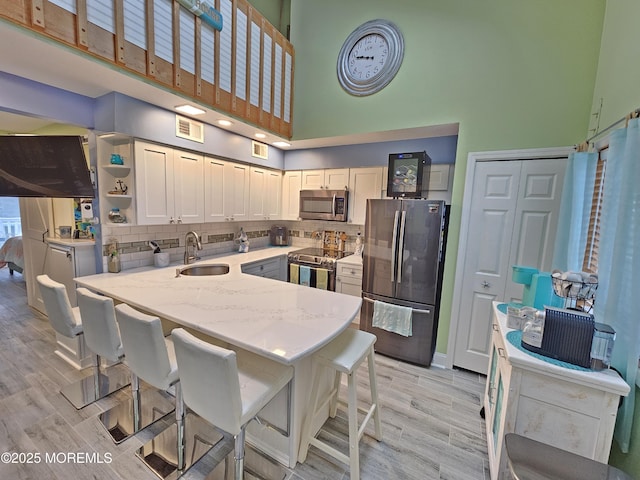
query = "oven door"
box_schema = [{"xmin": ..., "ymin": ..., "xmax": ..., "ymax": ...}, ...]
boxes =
[
  {"xmin": 288, "ymin": 261, "xmax": 336, "ymax": 291},
  {"xmin": 299, "ymin": 190, "xmax": 348, "ymax": 221}
]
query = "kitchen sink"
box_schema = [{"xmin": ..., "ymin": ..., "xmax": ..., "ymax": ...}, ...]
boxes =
[{"xmin": 177, "ymin": 264, "xmax": 230, "ymax": 276}]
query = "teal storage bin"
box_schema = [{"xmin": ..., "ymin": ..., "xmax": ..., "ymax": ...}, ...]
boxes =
[{"xmin": 512, "ymin": 265, "xmax": 538, "ymax": 284}]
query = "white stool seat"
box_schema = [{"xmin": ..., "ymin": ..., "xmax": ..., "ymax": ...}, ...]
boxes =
[
  {"xmin": 299, "ymin": 328, "xmax": 382, "ymax": 480},
  {"xmin": 37, "ymin": 275, "xmax": 108, "ymax": 410},
  {"xmin": 172, "ymin": 328, "xmax": 293, "ymax": 480}
]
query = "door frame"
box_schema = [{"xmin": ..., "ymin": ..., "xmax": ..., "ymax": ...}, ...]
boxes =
[{"xmin": 446, "ymin": 146, "xmax": 573, "ymax": 369}]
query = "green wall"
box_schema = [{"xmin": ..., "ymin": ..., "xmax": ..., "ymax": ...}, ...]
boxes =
[
  {"xmin": 289, "ymin": 0, "xmax": 605, "ymax": 353},
  {"xmin": 591, "ymin": 1, "xmax": 640, "ymax": 474}
]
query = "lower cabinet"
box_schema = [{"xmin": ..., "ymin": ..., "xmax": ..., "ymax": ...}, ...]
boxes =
[
  {"xmin": 241, "ymin": 256, "xmax": 287, "ymax": 281},
  {"xmin": 485, "ymin": 303, "xmax": 630, "ymax": 480},
  {"xmin": 335, "ymin": 261, "xmax": 363, "ymax": 297}
]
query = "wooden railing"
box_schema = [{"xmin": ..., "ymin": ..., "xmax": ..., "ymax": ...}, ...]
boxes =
[{"xmin": 0, "ymin": 0, "xmax": 294, "ymax": 138}]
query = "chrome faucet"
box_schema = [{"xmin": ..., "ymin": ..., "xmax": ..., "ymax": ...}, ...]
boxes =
[{"xmin": 184, "ymin": 231, "xmax": 202, "ymax": 264}]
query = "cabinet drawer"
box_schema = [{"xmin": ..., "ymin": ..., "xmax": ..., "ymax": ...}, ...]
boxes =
[
  {"xmin": 242, "ymin": 258, "xmax": 282, "ymax": 278},
  {"xmin": 336, "ymin": 263, "xmax": 362, "ymax": 279}
]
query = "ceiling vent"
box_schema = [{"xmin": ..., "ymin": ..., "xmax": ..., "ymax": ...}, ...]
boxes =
[
  {"xmin": 252, "ymin": 140, "xmax": 268, "ymax": 159},
  {"xmin": 176, "ymin": 115, "xmax": 204, "ymax": 143}
]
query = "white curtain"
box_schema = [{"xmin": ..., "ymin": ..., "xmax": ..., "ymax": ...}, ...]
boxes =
[
  {"xmin": 594, "ymin": 117, "xmax": 640, "ymax": 453},
  {"xmin": 552, "ymin": 151, "xmax": 598, "ymax": 271}
]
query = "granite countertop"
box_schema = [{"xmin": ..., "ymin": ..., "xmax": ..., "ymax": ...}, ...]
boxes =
[
  {"xmin": 45, "ymin": 237, "xmax": 95, "ymax": 247},
  {"xmin": 75, "ymin": 247, "xmax": 362, "ymax": 365},
  {"xmin": 337, "ymin": 253, "xmax": 363, "ymax": 266}
]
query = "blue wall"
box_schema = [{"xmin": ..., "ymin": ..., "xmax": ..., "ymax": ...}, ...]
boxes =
[{"xmin": 284, "ymin": 135, "xmax": 458, "ymax": 170}]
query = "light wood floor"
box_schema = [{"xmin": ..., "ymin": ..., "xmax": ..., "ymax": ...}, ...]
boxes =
[{"xmin": 0, "ymin": 267, "xmax": 489, "ymax": 479}]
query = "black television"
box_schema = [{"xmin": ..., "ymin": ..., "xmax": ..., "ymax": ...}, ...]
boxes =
[
  {"xmin": 387, "ymin": 151, "xmax": 431, "ymax": 198},
  {"xmin": 0, "ymin": 135, "xmax": 95, "ymax": 198}
]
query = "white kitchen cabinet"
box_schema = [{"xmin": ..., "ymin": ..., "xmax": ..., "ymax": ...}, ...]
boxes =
[
  {"xmin": 348, "ymin": 167, "xmax": 383, "ymax": 225},
  {"xmin": 44, "ymin": 239, "xmax": 97, "ymax": 369},
  {"xmin": 428, "ymin": 164, "xmax": 451, "ymax": 191},
  {"xmin": 249, "ymin": 166, "xmax": 281, "ymax": 220},
  {"xmin": 336, "ymin": 258, "xmax": 363, "ymax": 297},
  {"xmin": 97, "ymin": 134, "xmax": 136, "ymax": 225},
  {"xmin": 134, "ymin": 141, "xmax": 204, "ymax": 225},
  {"xmin": 302, "ymin": 169, "xmax": 349, "ymax": 190},
  {"xmin": 485, "ymin": 302, "xmax": 630, "ymax": 480},
  {"xmin": 204, "ymin": 157, "xmax": 251, "ymax": 222},
  {"xmin": 281, "ymin": 171, "xmax": 302, "ymax": 220},
  {"xmin": 241, "ymin": 256, "xmax": 286, "ymax": 281}
]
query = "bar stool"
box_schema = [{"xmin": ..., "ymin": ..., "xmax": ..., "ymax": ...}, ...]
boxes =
[
  {"xmin": 37, "ymin": 274, "xmax": 121, "ymax": 409},
  {"xmin": 505, "ymin": 433, "xmax": 634, "ymax": 480},
  {"xmin": 171, "ymin": 327, "xmax": 293, "ymax": 480},
  {"xmin": 116, "ymin": 304, "xmax": 225, "ymax": 479},
  {"xmin": 298, "ymin": 328, "xmax": 382, "ymax": 480},
  {"xmin": 75, "ymin": 288, "xmax": 133, "ymax": 439}
]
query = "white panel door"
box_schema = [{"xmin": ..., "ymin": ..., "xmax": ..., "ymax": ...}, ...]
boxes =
[
  {"xmin": 249, "ymin": 167, "xmax": 266, "ymax": 220},
  {"xmin": 227, "ymin": 162, "xmax": 251, "ymax": 221},
  {"xmin": 454, "ymin": 161, "xmax": 521, "ymax": 373},
  {"xmin": 504, "ymin": 160, "xmax": 566, "ymax": 303},
  {"xmin": 453, "ymin": 157, "xmax": 567, "ymax": 373},
  {"xmin": 324, "ymin": 168, "xmax": 350, "ymax": 190},
  {"xmin": 173, "ymin": 150, "xmax": 204, "ymax": 224},
  {"xmin": 301, "ymin": 170, "xmax": 325, "ymax": 189},
  {"xmin": 348, "ymin": 167, "xmax": 383, "ymax": 225},
  {"xmin": 19, "ymin": 197, "xmax": 53, "ymax": 314},
  {"xmin": 265, "ymin": 170, "xmax": 282, "ymax": 220},
  {"xmin": 135, "ymin": 141, "xmax": 175, "ymax": 225},
  {"xmin": 281, "ymin": 171, "xmax": 302, "ymax": 220},
  {"xmin": 204, "ymin": 157, "xmax": 227, "ymax": 222}
]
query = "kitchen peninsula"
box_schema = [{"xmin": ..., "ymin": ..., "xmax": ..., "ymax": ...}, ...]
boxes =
[{"xmin": 74, "ymin": 246, "xmax": 362, "ymax": 468}]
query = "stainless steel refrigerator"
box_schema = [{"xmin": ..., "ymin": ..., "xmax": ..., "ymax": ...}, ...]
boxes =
[{"xmin": 360, "ymin": 199, "xmax": 447, "ymax": 367}]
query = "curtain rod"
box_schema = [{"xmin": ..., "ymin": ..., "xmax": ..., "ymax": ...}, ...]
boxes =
[{"xmin": 585, "ymin": 107, "xmax": 640, "ymax": 144}]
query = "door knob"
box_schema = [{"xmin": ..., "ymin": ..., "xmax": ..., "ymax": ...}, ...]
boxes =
[{"xmin": 482, "ymin": 281, "xmax": 491, "ymax": 289}]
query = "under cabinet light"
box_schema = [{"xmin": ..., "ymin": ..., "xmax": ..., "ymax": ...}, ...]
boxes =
[
  {"xmin": 273, "ymin": 141, "xmax": 291, "ymax": 148},
  {"xmin": 175, "ymin": 104, "xmax": 206, "ymax": 115},
  {"xmin": 217, "ymin": 119, "xmax": 233, "ymax": 127},
  {"xmin": 255, "ymin": 133, "xmax": 267, "ymax": 139}
]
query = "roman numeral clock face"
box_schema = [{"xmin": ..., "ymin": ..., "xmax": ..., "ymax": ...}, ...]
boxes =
[{"xmin": 337, "ymin": 20, "xmax": 404, "ymax": 96}]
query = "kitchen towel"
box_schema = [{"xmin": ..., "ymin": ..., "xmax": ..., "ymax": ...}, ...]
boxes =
[
  {"xmin": 299, "ymin": 265, "xmax": 311, "ymax": 286},
  {"xmin": 372, "ymin": 300, "xmax": 413, "ymax": 337},
  {"xmin": 316, "ymin": 268, "xmax": 329, "ymax": 290},
  {"xmin": 289, "ymin": 263, "xmax": 299, "ymax": 284}
]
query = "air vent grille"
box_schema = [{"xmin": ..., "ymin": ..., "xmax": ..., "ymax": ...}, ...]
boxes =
[
  {"xmin": 252, "ymin": 140, "xmax": 268, "ymax": 159},
  {"xmin": 176, "ymin": 115, "xmax": 204, "ymax": 143}
]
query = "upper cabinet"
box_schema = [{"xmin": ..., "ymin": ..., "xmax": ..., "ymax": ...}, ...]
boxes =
[
  {"xmin": 249, "ymin": 167, "xmax": 282, "ymax": 220},
  {"xmin": 281, "ymin": 171, "xmax": 302, "ymax": 220},
  {"xmin": 134, "ymin": 141, "xmax": 204, "ymax": 225},
  {"xmin": 204, "ymin": 158, "xmax": 251, "ymax": 222},
  {"xmin": 348, "ymin": 167, "xmax": 383, "ymax": 225},
  {"xmin": 301, "ymin": 169, "xmax": 349, "ymax": 190}
]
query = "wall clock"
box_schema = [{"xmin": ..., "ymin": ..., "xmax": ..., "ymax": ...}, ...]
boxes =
[{"xmin": 337, "ymin": 19, "xmax": 404, "ymax": 96}]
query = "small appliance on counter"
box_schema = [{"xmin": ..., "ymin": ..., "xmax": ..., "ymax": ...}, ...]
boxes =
[
  {"xmin": 511, "ymin": 265, "xmax": 563, "ymax": 309},
  {"xmin": 520, "ymin": 306, "xmax": 615, "ymax": 370},
  {"xmin": 269, "ymin": 225, "xmax": 289, "ymax": 246}
]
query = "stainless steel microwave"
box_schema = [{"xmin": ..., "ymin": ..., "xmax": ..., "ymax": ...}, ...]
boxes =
[{"xmin": 299, "ymin": 189, "xmax": 349, "ymax": 221}]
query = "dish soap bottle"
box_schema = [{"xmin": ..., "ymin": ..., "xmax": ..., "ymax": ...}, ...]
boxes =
[{"xmin": 237, "ymin": 227, "xmax": 250, "ymax": 253}]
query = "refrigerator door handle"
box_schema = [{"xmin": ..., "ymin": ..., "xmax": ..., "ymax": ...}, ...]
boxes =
[
  {"xmin": 390, "ymin": 210, "xmax": 400, "ymax": 282},
  {"xmin": 396, "ymin": 210, "xmax": 407, "ymax": 283},
  {"xmin": 362, "ymin": 296, "xmax": 431, "ymax": 315}
]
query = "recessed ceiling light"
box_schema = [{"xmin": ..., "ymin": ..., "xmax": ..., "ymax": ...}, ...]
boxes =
[
  {"xmin": 217, "ymin": 119, "xmax": 233, "ymax": 127},
  {"xmin": 175, "ymin": 104, "xmax": 206, "ymax": 115},
  {"xmin": 255, "ymin": 133, "xmax": 266, "ymax": 139},
  {"xmin": 273, "ymin": 141, "xmax": 291, "ymax": 148}
]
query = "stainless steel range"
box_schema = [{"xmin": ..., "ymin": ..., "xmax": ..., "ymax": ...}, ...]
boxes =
[{"xmin": 287, "ymin": 247, "xmax": 352, "ymax": 291}]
